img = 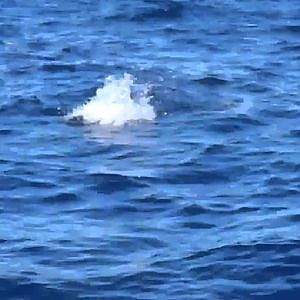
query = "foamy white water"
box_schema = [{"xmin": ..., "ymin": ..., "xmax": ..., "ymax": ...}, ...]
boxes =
[{"xmin": 68, "ymin": 73, "xmax": 155, "ymax": 126}]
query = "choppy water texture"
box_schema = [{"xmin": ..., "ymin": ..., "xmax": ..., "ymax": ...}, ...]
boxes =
[{"xmin": 1, "ymin": 0, "xmax": 300, "ymax": 299}]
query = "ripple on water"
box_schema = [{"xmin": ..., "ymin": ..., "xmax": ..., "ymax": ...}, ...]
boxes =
[{"xmin": 1, "ymin": 0, "xmax": 300, "ymax": 299}]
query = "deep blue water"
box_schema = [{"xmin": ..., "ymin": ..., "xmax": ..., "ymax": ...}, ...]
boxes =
[{"xmin": 1, "ymin": 0, "xmax": 300, "ymax": 299}]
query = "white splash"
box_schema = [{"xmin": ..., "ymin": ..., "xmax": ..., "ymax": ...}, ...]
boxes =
[{"xmin": 68, "ymin": 73, "xmax": 155, "ymax": 126}]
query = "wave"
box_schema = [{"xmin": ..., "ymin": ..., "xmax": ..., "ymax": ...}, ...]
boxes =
[{"xmin": 66, "ymin": 73, "xmax": 155, "ymax": 126}]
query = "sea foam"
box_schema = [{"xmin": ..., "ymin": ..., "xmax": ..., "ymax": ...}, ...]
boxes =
[{"xmin": 68, "ymin": 73, "xmax": 155, "ymax": 126}]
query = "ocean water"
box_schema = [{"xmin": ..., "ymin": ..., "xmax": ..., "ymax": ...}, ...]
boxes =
[{"xmin": 1, "ymin": 0, "xmax": 300, "ymax": 299}]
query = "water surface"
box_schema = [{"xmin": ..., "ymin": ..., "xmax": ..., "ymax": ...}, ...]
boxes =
[{"xmin": 1, "ymin": 1, "xmax": 300, "ymax": 299}]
